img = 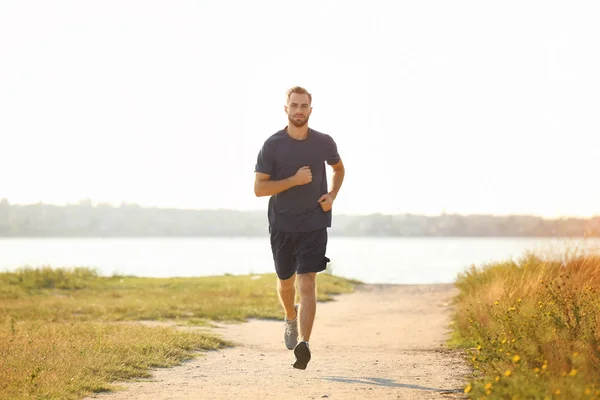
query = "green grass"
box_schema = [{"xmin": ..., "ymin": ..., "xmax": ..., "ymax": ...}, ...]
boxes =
[
  {"xmin": 0, "ymin": 266, "xmax": 360, "ymax": 400},
  {"xmin": 450, "ymin": 247, "xmax": 600, "ymax": 399}
]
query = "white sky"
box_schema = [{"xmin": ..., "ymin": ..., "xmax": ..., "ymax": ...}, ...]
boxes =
[{"xmin": 1, "ymin": 1, "xmax": 599, "ymax": 218}]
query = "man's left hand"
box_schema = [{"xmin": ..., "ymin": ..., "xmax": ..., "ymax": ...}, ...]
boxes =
[{"xmin": 318, "ymin": 193, "xmax": 335, "ymax": 212}]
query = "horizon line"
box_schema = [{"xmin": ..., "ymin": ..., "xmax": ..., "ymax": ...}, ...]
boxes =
[{"xmin": 1, "ymin": 199, "xmax": 598, "ymax": 220}]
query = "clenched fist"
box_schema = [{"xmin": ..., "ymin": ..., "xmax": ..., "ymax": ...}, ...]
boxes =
[
  {"xmin": 318, "ymin": 193, "xmax": 334, "ymax": 212},
  {"xmin": 292, "ymin": 166, "xmax": 312, "ymax": 185}
]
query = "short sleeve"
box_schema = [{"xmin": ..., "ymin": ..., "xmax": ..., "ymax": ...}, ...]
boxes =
[
  {"xmin": 325, "ymin": 135, "xmax": 341, "ymax": 165},
  {"xmin": 254, "ymin": 141, "xmax": 275, "ymax": 175}
]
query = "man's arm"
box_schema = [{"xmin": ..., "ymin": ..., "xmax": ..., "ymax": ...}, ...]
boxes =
[
  {"xmin": 317, "ymin": 159, "xmax": 345, "ymax": 212},
  {"xmin": 254, "ymin": 166, "xmax": 312, "ymax": 197},
  {"xmin": 328, "ymin": 159, "xmax": 345, "ymax": 199},
  {"xmin": 254, "ymin": 172, "xmax": 296, "ymax": 197}
]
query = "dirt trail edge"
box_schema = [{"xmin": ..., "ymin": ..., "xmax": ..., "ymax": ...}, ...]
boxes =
[{"xmin": 87, "ymin": 283, "xmax": 471, "ymax": 400}]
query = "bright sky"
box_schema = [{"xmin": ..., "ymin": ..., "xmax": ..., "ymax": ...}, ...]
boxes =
[{"xmin": 1, "ymin": 1, "xmax": 599, "ymax": 218}]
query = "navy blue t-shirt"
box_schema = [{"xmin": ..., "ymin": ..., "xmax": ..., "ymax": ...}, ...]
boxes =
[{"xmin": 255, "ymin": 127, "xmax": 341, "ymax": 232}]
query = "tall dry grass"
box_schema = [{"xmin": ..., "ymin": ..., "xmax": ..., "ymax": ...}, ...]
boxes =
[{"xmin": 451, "ymin": 241, "xmax": 600, "ymax": 399}]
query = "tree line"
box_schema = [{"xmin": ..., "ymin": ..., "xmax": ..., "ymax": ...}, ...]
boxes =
[{"xmin": 0, "ymin": 199, "xmax": 598, "ymax": 237}]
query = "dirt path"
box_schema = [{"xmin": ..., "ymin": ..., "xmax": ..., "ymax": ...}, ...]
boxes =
[{"xmin": 87, "ymin": 283, "xmax": 470, "ymax": 400}]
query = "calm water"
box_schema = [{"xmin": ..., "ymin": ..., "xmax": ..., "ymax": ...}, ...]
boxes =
[{"xmin": 0, "ymin": 237, "xmax": 598, "ymax": 284}]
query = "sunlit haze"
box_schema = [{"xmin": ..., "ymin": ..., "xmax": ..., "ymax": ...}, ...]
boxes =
[{"xmin": 1, "ymin": 1, "xmax": 599, "ymax": 218}]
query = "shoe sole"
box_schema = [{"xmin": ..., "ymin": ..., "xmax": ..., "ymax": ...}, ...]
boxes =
[{"xmin": 293, "ymin": 342, "xmax": 311, "ymax": 370}]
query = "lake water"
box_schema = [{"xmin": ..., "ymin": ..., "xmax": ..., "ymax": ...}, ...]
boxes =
[{"xmin": 1, "ymin": 237, "xmax": 598, "ymax": 284}]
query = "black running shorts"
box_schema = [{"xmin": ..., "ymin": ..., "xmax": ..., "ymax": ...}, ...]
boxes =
[{"xmin": 269, "ymin": 227, "xmax": 330, "ymax": 280}]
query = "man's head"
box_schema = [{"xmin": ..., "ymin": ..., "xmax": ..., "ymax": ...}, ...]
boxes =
[{"xmin": 284, "ymin": 86, "xmax": 312, "ymax": 128}]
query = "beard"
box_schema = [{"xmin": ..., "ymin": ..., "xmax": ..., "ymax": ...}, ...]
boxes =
[{"xmin": 288, "ymin": 114, "xmax": 309, "ymax": 128}]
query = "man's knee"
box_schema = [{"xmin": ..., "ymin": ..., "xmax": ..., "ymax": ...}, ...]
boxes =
[
  {"xmin": 278, "ymin": 273, "xmax": 296, "ymax": 291},
  {"xmin": 297, "ymin": 273, "xmax": 316, "ymax": 296}
]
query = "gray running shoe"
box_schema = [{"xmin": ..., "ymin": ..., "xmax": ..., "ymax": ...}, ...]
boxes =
[
  {"xmin": 293, "ymin": 341, "xmax": 311, "ymax": 370},
  {"xmin": 284, "ymin": 304, "xmax": 299, "ymax": 350}
]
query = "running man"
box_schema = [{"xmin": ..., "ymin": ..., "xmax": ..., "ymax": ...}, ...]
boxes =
[{"xmin": 253, "ymin": 86, "xmax": 345, "ymax": 370}]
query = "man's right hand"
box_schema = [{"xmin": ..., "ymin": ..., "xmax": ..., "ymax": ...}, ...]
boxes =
[{"xmin": 291, "ymin": 166, "xmax": 312, "ymax": 185}]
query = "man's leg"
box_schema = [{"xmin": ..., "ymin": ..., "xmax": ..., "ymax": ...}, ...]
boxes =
[
  {"xmin": 296, "ymin": 272, "xmax": 317, "ymax": 342},
  {"xmin": 292, "ymin": 228, "xmax": 329, "ymax": 370},
  {"xmin": 292, "ymin": 271, "xmax": 317, "ymax": 370},
  {"xmin": 277, "ymin": 273, "xmax": 298, "ymax": 321},
  {"xmin": 270, "ymin": 227, "xmax": 299, "ymax": 350}
]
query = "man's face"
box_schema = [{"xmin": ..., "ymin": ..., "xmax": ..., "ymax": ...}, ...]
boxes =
[{"xmin": 285, "ymin": 93, "xmax": 312, "ymax": 127}]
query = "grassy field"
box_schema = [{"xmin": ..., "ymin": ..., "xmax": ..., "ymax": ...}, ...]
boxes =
[
  {"xmin": 0, "ymin": 267, "xmax": 360, "ymax": 400},
  {"xmin": 450, "ymin": 244, "xmax": 600, "ymax": 399}
]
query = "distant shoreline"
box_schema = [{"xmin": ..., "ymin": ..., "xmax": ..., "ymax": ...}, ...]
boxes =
[
  {"xmin": 1, "ymin": 202, "xmax": 599, "ymax": 237},
  {"xmin": 1, "ymin": 234, "xmax": 599, "ymax": 238}
]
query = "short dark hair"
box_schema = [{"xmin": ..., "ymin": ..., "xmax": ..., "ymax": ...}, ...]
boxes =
[{"xmin": 286, "ymin": 86, "xmax": 312, "ymax": 104}]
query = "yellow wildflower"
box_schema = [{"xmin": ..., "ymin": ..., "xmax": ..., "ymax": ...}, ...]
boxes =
[
  {"xmin": 494, "ymin": 376, "xmax": 500, "ymax": 382},
  {"xmin": 534, "ymin": 367, "xmax": 540, "ymax": 373},
  {"xmin": 568, "ymin": 368, "xmax": 577, "ymax": 377},
  {"xmin": 512, "ymin": 355, "xmax": 521, "ymax": 363},
  {"xmin": 485, "ymin": 383, "xmax": 493, "ymax": 390},
  {"xmin": 464, "ymin": 384, "xmax": 472, "ymax": 393},
  {"xmin": 504, "ymin": 370, "xmax": 512, "ymax": 377}
]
